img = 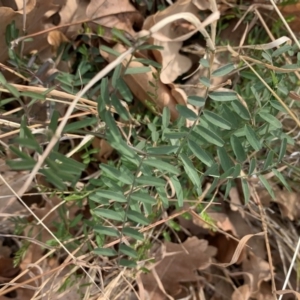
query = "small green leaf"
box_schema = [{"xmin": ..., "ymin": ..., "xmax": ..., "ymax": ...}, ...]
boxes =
[
  {"xmin": 101, "ymin": 164, "xmax": 134, "ymax": 185},
  {"xmin": 94, "ymin": 248, "xmax": 117, "ymax": 257},
  {"xmin": 119, "ymin": 244, "xmax": 138, "ymax": 258},
  {"xmin": 203, "ymin": 110, "xmax": 231, "ymax": 130},
  {"xmin": 143, "ymin": 158, "xmax": 179, "ymax": 175},
  {"xmin": 200, "ymin": 58, "xmax": 209, "ymax": 67},
  {"xmin": 258, "ymin": 112, "xmax": 282, "ymax": 128},
  {"xmin": 204, "ymin": 163, "xmax": 219, "ymax": 176},
  {"xmin": 170, "ymin": 176, "xmax": 184, "ymax": 207},
  {"xmin": 162, "ymin": 107, "xmax": 170, "ymax": 128},
  {"xmin": 130, "ymin": 192, "xmax": 156, "ymax": 205},
  {"xmin": 179, "ymin": 153, "xmax": 201, "ymax": 189},
  {"xmin": 249, "ymin": 158, "xmax": 256, "ymax": 175},
  {"xmin": 230, "ymin": 135, "xmax": 247, "ymax": 162},
  {"xmin": 100, "ymin": 45, "xmax": 120, "ymax": 56},
  {"xmin": 104, "ymin": 111, "xmax": 121, "ymax": 140},
  {"xmin": 272, "ymin": 168, "xmax": 291, "ymax": 192},
  {"xmin": 111, "ymin": 28, "xmax": 132, "ymax": 46},
  {"xmin": 195, "ymin": 125, "xmax": 224, "ymax": 147},
  {"xmin": 199, "ymin": 76, "xmax": 210, "ymax": 87},
  {"xmin": 93, "ymin": 208, "xmax": 125, "ymax": 221},
  {"xmin": 63, "ymin": 118, "xmax": 98, "ymax": 132},
  {"xmin": 125, "ymin": 67, "xmax": 151, "ymax": 74},
  {"xmin": 111, "ymin": 94, "xmax": 130, "ymax": 121},
  {"xmin": 258, "ymin": 175, "xmax": 275, "ymax": 199},
  {"xmin": 278, "ymin": 138, "xmax": 287, "ymax": 161},
  {"xmin": 156, "ymin": 186, "xmax": 169, "ymax": 208},
  {"xmin": 188, "ymin": 140, "xmax": 214, "ymax": 166},
  {"xmin": 231, "ymin": 101, "xmax": 250, "ymax": 120},
  {"xmin": 217, "ymin": 147, "xmax": 234, "ymax": 172},
  {"xmin": 176, "ymin": 105, "xmax": 198, "ymax": 120},
  {"xmin": 263, "ymin": 150, "xmax": 274, "ymax": 170},
  {"xmin": 116, "ymin": 78, "xmax": 133, "ymax": 102},
  {"xmin": 245, "ymin": 125, "xmax": 261, "ymax": 151},
  {"xmin": 5, "ymin": 83, "xmax": 20, "ymax": 98},
  {"xmin": 126, "ymin": 210, "xmax": 149, "ymax": 225},
  {"xmin": 209, "ymin": 91, "xmax": 238, "ymax": 101},
  {"xmin": 122, "ymin": 227, "xmax": 144, "ymax": 241},
  {"xmin": 6, "ymin": 159, "xmax": 36, "ymax": 170},
  {"xmin": 147, "ymin": 145, "xmax": 179, "ymax": 155},
  {"xmin": 94, "ymin": 225, "xmax": 119, "ymax": 237},
  {"xmin": 136, "ymin": 176, "xmax": 165, "ymax": 187},
  {"xmin": 187, "ymin": 96, "xmax": 205, "ymax": 107},
  {"xmin": 40, "ymin": 168, "xmax": 66, "ymax": 190},
  {"xmin": 241, "ymin": 179, "xmax": 250, "ymax": 203},
  {"xmin": 212, "ymin": 63, "xmax": 236, "ymax": 77},
  {"xmin": 119, "ymin": 259, "xmax": 137, "ymax": 267},
  {"xmin": 93, "ymin": 190, "xmax": 127, "ymax": 203}
]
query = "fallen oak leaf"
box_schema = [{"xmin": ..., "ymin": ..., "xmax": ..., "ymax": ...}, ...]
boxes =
[
  {"xmin": 139, "ymin": 237, "xmax": 217, "ymax": 299},
  {"xmin": 142, "ymin": 0, "xmax": 218, "ymax": 84},
  {"xmin": 86, "ymin": 0, "xmax": 143, "ymax": 36}
]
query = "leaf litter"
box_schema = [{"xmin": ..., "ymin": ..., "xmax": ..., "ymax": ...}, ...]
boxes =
[{"xmin": 0, "ymin": 0, "xmax": 300, "ymax": 299}]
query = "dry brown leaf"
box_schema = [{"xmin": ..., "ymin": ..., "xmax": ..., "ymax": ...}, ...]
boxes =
[
  {"xmin": 92, "ymin": 137, "xmax": 114, "ymax": 163},
  {"xmin": 100, "ymin": 43, "xmax": 179, "ymax": 120},
  {"xmin": 47, "ymin": 30, "xmax": 69, "ymax": 53},
  {"xmin": 215, "ymin": 232, "xmax": 264, "ymax": 268},
  {"xmin": 276, "ymin": 289, "xmax": 300, "ymax": 300},
  {"xmin": 139, "ymin": 237, "xmax": 217, "ymax": 299},
  {"xmin": 279, "ymin": 3, "xmax": 300, "ymax": 33},
  {"xmin": 0, "ymin": 0, "xmax": 60, "ymax": 63},
  {"xmin": 242, "ymin": 251, "xmax": 272, "ymax": 297},
  {"xmin": 275, "ymin": 190, "xmax": 300, "ymax": 221},
  {"xmin": 231, "ymin": 284, "xmax": 251, "ymax": 300},
  {"xmin": 143, "ymin": 0, "xmax": 213, "ymax": 84},
  {"xmin": 86, "ymin": 0, "xmax": 143, "ymax": 36}
]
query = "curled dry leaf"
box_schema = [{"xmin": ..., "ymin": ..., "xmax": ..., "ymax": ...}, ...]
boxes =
[
  {"xmin": 86, "ymin": 0, "xmax": 143, "ymax": 36},
  {"xmin": 139, "ymin": 237, "xmax": 217, "ymax": 299},
  {"xmin": 242, "ymin": 251, "xmax": 272, "ymax": 298},
  {"xmin": 231, "ymin": 284, "xmax": 251, "ymax": 300},
  {"xmin": 143, "ymin": 0, "xmax": 213, "ymax": 84},
  {"xmin": 47, "ymin": 30, "xmax": 69, "ymax": 53},
  {"xmin": 100, "ymin": 43, "xmax": 179, "ymax": 120}
]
